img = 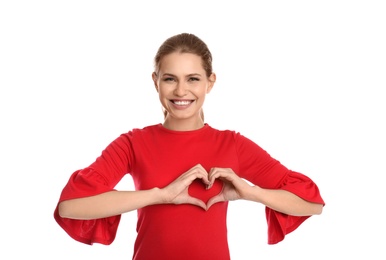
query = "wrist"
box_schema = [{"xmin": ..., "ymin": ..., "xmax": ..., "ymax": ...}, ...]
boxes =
[
  {"xmin": 150, "ymin": 187, "xmax": 167, "ymax": 205},
  {"xmin": 246, "ymin": 185, "xmax": 263, "ymax": 202}
]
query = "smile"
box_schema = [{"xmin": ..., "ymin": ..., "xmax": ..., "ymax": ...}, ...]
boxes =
[{"xmin": 172, "ymin": 100, "xmax": 194, "ymax": 106}]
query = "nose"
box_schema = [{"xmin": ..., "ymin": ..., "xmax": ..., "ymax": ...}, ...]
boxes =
[{"xmin": 174, "ymin": 82, "xmax": 187, "ymax": 97}]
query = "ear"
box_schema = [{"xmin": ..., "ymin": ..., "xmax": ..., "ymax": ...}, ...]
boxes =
[
  {"xmin": 206, "ymin": 73, "xmax": 216, "ymax": 94},
  {"xmin": 152, "ymin": 72, "xmax": 159, "ymax": 92}
]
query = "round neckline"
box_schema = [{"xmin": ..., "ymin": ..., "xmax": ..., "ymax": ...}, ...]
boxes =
[{"xmin": 157, "ymin": 123, "xmax": 210, "ymax": 135}]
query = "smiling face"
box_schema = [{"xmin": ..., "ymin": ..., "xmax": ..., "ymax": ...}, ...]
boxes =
[{"xmin": 153, "ymin": 52, "xmax": 216, "ymax": 131}]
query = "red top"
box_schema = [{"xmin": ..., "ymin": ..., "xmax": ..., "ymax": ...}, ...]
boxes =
[{"xmin": 54, "ymin": 124, "xmax": 325, "ymax": 259}]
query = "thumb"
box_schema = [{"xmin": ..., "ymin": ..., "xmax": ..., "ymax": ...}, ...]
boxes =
[
  {"xmin": 206, "ymin": 195, "xmax": 224, "ymax": 211},
  {"xmin": 186, "ymin": 197, "xmax": 207, "ymax": 210}
]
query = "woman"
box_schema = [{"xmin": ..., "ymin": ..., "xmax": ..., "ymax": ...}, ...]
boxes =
[{"xmin": 54, "ymin": 33, "xmax": 325, "ymax": 259}]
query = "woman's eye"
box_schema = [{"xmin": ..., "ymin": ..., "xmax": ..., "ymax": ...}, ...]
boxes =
[
  {"xmin": 189, "ymin": 77, "xmax": 199, "ymax": 81},
  {"xmin": 164, "ymin": 77, "xmax": 174, "ymax": 82}
]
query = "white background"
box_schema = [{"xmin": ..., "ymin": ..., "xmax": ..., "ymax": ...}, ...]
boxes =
[{"xmin": 1, "ymin": 1, "xmax": 385, "ymax": 259}]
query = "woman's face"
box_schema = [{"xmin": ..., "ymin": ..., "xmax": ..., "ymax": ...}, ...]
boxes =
[{"xmin": 153, "ymin": 52, "xmax": 215, "ymax": 130}]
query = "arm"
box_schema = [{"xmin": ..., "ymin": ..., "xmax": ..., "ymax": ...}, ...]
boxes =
[
  {"xmin": 206, "ymin": 167, "xmax": 324, "ymax": 215},
  {"xmin": 58, "ymin": 164, "xmax": 211, "ymax": 220},
  {"xmin": 58, "ymin": 188, "xmax": 163, "ymax": 220},
  {"xmin": 247, "ymin": 186, "xmax": 323, "ymax": 216}
]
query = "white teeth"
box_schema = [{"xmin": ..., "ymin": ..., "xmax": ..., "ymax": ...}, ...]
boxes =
[{"xmin": 174, "ymin": 100, "xmax": 191, "ymax": 105}]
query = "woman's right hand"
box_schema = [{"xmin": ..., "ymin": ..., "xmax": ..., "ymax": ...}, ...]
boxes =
[{"xmin": 161, "ymin": 164, "xmax": 210, "ymax": 210}]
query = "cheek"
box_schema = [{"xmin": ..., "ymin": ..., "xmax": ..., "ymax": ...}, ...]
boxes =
[
  {"xmin": 158, "ymin": 88, "xmax": 170, "ymax": 105},
  {"xmin": 157, "ymin": 86, "xmax": 167, "ymax": 97},
  {"xmin": 197, "ymin": 86, "xmax": 209, "ymax": 97}
]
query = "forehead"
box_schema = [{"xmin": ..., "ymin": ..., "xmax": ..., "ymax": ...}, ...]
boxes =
[{"xmin": 159, "ymin": 52, "xmax": 204, "ymax": 74}]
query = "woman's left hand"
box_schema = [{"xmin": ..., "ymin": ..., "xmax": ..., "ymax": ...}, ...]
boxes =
[{"xmin": 206, "ymin": 167, "xmax": 253, "ymax": 210}]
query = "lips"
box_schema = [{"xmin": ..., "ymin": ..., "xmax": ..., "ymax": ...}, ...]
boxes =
[{"xmin": 172, "ymin": 100, "xmax": 194, "ymax": 106}]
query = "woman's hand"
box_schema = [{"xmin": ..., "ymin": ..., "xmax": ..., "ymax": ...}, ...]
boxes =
[
  {"xmin": 161, "ymin": 164, "xmax": 210, "ymax": 210},
  {"xmin": 206, "ymin": 167, "xmax": 253, "ymax": 210}
]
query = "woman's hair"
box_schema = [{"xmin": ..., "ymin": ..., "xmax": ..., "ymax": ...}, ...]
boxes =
[
  {"xmin": 154, "ymin": 33, "xmax": 213, "ymax": 76},
  {"xmin": 154, "ymin": 33, "xmax": 214, "ymax": 120}
]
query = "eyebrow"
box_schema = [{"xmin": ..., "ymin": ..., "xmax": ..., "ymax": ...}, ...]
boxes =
[
  {"xmin": 187, "ymin": 73, "xmax": 202, "ymax": 77},
  {"xmin": 162, "ymin": 73, "xmax": 202, "ymax": 77}
]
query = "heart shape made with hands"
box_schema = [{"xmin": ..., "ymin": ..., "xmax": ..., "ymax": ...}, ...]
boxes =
[{"xmin": 188, "ymin": 178, "xmax": 223, "ymax": 204}]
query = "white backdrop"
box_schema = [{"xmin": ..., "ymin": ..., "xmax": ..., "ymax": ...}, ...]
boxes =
[{"xmin": 1, "ymin": 1, "xmax": 385, "ymax": 259}]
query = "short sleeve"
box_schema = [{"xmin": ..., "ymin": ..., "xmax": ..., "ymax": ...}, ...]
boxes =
[
  {"xmin": 53, "ymin": 168, "xmax": 121, "ymax": 245},
  {"xmin": 265, "ymin": 171, "xmax": 325, "ymax": 244}
]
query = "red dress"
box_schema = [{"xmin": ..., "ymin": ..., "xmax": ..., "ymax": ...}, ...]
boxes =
[{"xmin": 54, "ymin": 124, "xmax": 325, "ymax": 259}]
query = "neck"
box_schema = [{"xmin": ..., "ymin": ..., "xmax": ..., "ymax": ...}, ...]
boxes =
[{"xmin": 163, "ymin": 117, "xmax": 205, "ymax": 131}]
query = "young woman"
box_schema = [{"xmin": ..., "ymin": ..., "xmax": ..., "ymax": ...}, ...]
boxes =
[{"xmin": 54, "ymin": 33, "xmax": 325, "ymax": 259}]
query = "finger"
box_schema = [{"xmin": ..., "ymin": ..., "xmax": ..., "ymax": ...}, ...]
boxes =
[
  {"xmin": 181, "ymin": 168, "xmax": 210, "ymax": 186},
  {"xmin": 194, "ymin": 164, "xmax": 210, "ymax": 184},
  {"xmin": 209, "ymin": 168, "xmax": 237, "ymax": 184},
  {"xmin": 186, "ymin": 197, "xmax": 207, "ymax": 210},
  {"xmin": 207, "ymin": 168, "xmax": 231, "ymax": 189},
  {"xmin": 207, "ymin": 167, "xmax": 218, "ymax": 188},
  {"xmin": 190, "ymin": 165, "xmax": 210, "ymax": 181},
  {"xmin": 206, "ymin": 194, "xmax": 224, "ymax": 210}
]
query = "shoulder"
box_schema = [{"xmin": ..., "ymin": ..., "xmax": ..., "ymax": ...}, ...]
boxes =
[
  {"xmin": 112, "ymin": 124, "xmax": 162, "ymax": 144},
  {"xmin": 206, "ymin": 124, "xmax": 241, "ymax": 137},
  {"xmin": 207, "ymin": 124, "xmax": 259, "ymax": 147},
  {"xmin": 121, "ymin": 124, "xmax": 162, "ymax": 135}
]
